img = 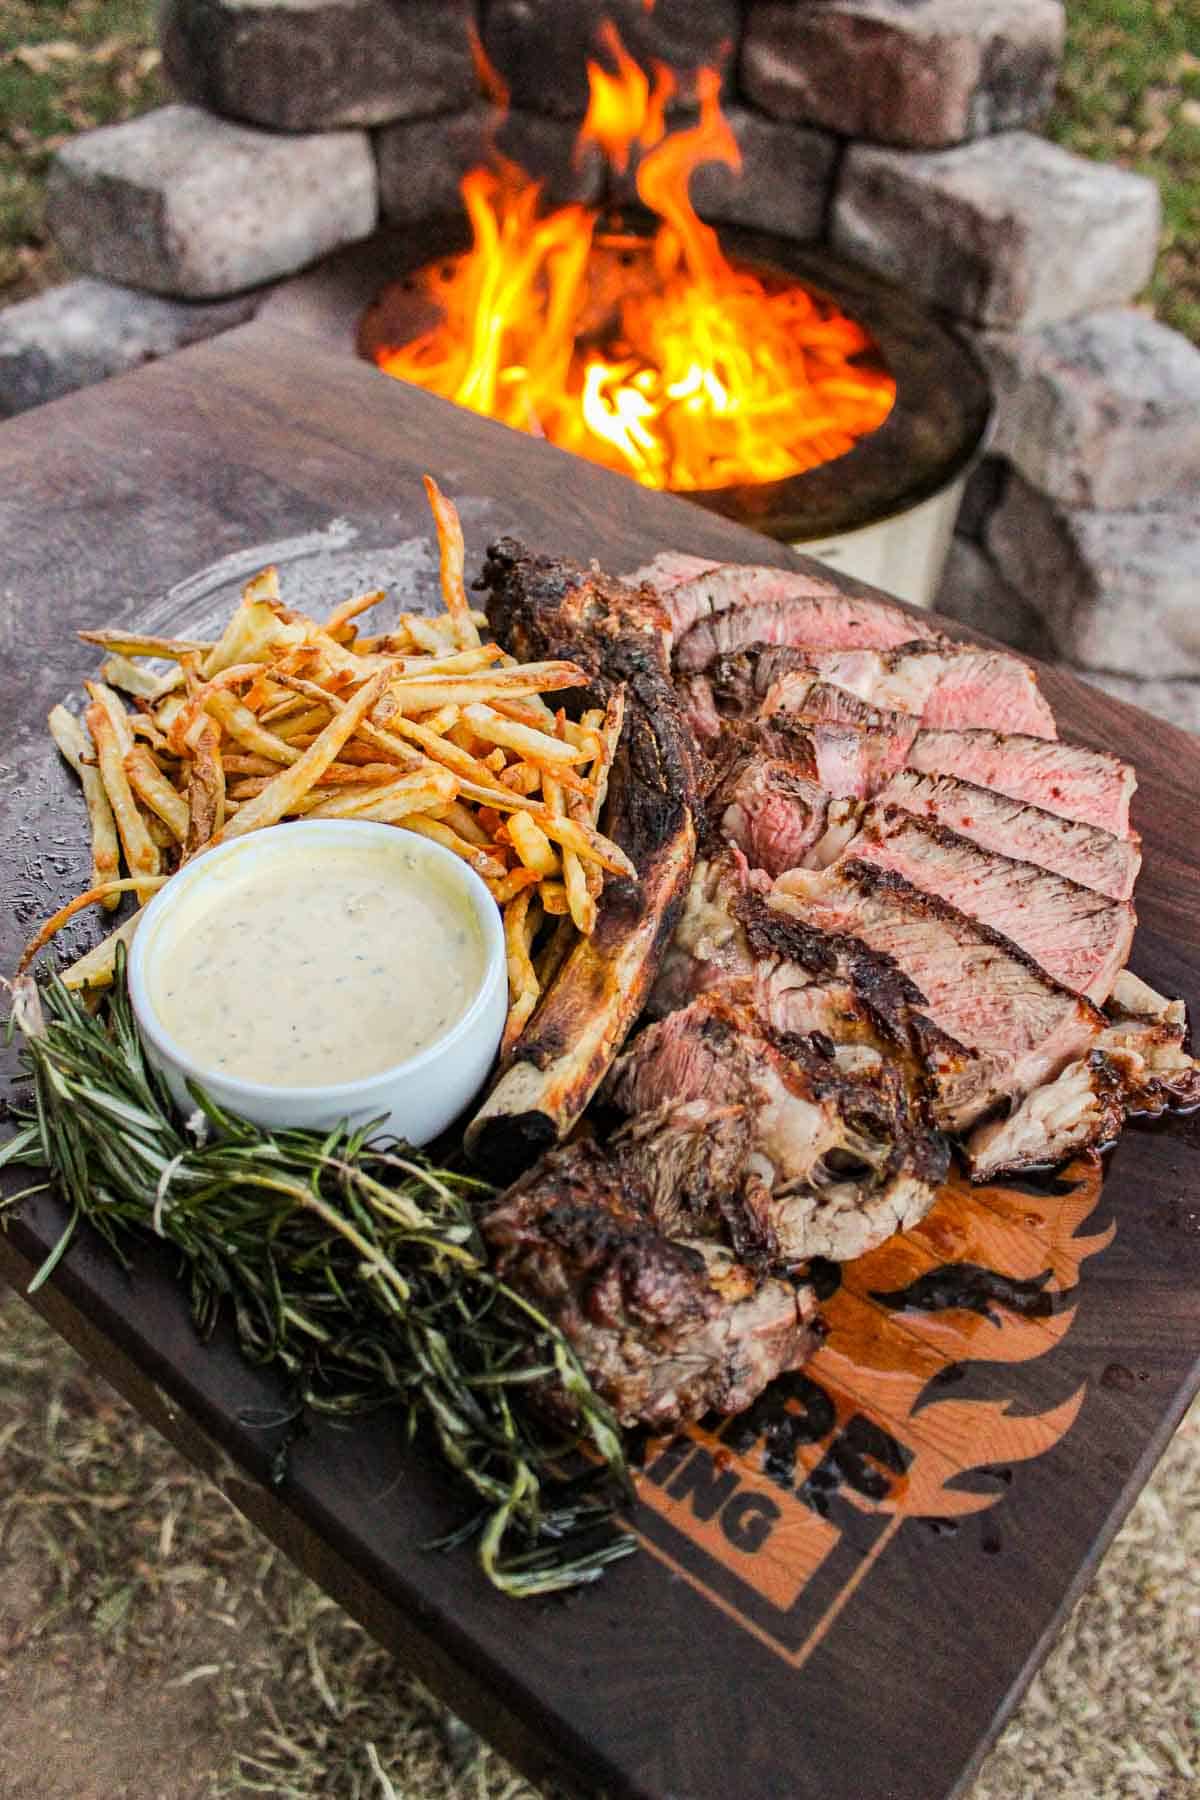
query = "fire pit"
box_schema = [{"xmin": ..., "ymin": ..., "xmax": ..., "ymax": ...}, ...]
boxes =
[
  {"xmin": 360, "ymin": 212, "xmax": 988, "ymax": 606},
  {"xmin": 352, "ymin": 36, "xmax": 989, "ymax": 605}
]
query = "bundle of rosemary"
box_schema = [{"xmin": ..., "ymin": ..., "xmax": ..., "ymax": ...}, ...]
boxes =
[{"xmin": 0, "ymin": 956, "xmax": 635, "ymax": 1595}]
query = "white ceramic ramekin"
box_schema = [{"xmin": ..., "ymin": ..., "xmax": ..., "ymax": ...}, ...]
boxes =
[{"xmin": 127, "ymin": 820, "xmax": 507, "ymax": 1146}]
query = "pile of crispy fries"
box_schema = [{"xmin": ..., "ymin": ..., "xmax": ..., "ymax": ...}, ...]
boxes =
[{"xmin": 28, "ymin": 480, "xmax": 631, "ymax": 1054}]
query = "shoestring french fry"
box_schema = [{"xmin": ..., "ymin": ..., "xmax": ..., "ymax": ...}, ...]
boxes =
[
  {"xmin": 545, "ymin": 759, "xmax": 595, "ymax": 936},
  {"xmin": 124, "ymin": 745, "xmax": 190, "ymax": 843},
  {"xmin": 302, "ymin": 765, "xmax": 456, "ymax": 823},
  {"xmin": 47, "ymin": 705, "xmax": 123, "ymax": 910},
  {"xmin": 506, "ymin": 811, "xmax": 561, "ymax": 879},
  {"xmin": 61, "ymin": 910, "xmax": 143, "ymax": 992},
  {"xmin": 212, "ymin": 669, "xmax": 390, "ymax": 842},
  {"xmin": 85, "ymin": 701, "xmax": 161, "ymax": 901},
  {"xmin": 324, "ymin": 587, "xmax": 386, "ymax": 635},
  {"xmin": 401, "ymin": 814, "xmax": 509, "ymax": 883},
  {"xmin": 17, "ymin": 879, "xmax": 166, "ymax": 975},
  {"xmin": 383, "ymin": 662, "xmax": 588, "ymax": 715},
  {"xmin": 33, "ymin": 480, "xmax": 634, "ymax": 1055},
  {"xmin": 423, "ymin": 474, "xmax": 480, "ymax": 650},
  {"xmin": 185, "ymin": 715, "xmax": 226, "ymax": 852},
  {"xmin": 78, "ymin": 628, "xmax": 213, "ymax": 660},
  {"xmin": 205, "ymin": 688, "xmax": 303, "ymax": 765},
  {"xmin": 99, "ymin": 653, "xmax": 184, "ymax": 702},
  {"xmin": 461, "ymin": 703, "xmax": 591, "ymax": 765},
  {"xmin": 501, "ymin": 889, "xmax": 541, "ymax": 1058}
]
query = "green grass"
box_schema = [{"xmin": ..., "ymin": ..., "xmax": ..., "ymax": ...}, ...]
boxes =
[
  {"xmin": 1046, "ymin": 0, "xmax": 1200, "ymax": 342},
  {"xmin": 0, "ymin": 0, "xmax": 1197, "ymax": 342},
  {"xmin": 0, "ymin": 0, "xmax": 164, "ymax": 296}
]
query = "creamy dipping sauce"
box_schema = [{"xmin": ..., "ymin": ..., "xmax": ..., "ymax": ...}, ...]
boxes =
[{"xmin": 149, "ymin": 840, "xmax": 488, "ymax": 1088}]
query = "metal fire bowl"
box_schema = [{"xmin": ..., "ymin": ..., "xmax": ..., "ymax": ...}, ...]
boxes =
[{"xmin": 352, "ymin": 212, "xmax": 993, "ymax": 544}]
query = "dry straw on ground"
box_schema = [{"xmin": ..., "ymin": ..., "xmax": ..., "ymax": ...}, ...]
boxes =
[{"xmin": 0, "ymin": 1284, "xmax": 1195, "ymax": 1800}]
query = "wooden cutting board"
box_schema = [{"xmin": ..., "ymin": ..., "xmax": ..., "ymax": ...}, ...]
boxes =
[{"xmin": 1, "ymin": 322, "xmax": 1198, "ymax": 1800}]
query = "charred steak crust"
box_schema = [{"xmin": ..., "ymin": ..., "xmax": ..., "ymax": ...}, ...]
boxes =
[
  {"xmin": 735, "ymin": 888, "xmax": 927, "ymax": 1040},
  {"xmin": 482, "ymin": 1140, "xmax": 818, "ymax": 1428},
  {"xmin": 480, "ymin": 536, "xmax": 674, "ymax": 673}
]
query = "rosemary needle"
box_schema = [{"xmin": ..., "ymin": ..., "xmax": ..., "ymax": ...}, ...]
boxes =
[{"xmin": 0, "ymin": 955, "xmax": 635, "ymax": 1596}]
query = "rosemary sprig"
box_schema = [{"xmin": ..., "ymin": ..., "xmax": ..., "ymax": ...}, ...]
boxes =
[{"xmin": 0, "ymin": 957, "xmax": 635, "ymax": 1595}]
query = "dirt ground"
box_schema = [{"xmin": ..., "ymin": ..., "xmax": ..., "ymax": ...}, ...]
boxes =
[{"xmin": 0, "ymin": 1284, "xmax": 542, "ymax": 1800}]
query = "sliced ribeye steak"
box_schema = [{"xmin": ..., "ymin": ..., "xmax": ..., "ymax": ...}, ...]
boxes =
[
  {"xmin": 906, "ymin": 729, "xmax": 1136, "ymax": 837},
  {"xmin": 874, "ymin": 769, "xmax": 1141, "ymax": 901},
  {"xmin": 759, "ymin": 643, "xmax": 1057, "ymax": 740},
  {"xmin": 651, "ymin": 851, "xmax": 945, "ymax": 1108},
  {"xmin": 847, "ymin": 807, "xmax": 1135, "ymax": 1003},
  {"xmin": 774, "ymin": 862, "xmax": 1103, "ymax": 1132},
  {"xmin": 668, "ymin": 565, "xmax": 926, "ymax": 670},
  {"xmin": 966, "ymin": 969, "xmax": 1200, "ymax": 1177}
]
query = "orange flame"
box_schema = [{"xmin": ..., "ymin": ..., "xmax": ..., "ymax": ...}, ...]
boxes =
[
  {"xmin": 466, "ymin": 19, "xmax": 509, "ymax": 110},
  {"xmin": 372, "ymin": 24, "xmax": 895, "ymax": 492},
  {"xmin": 577, "ymin": 20, "xmax": 675, "ymax": 173}
]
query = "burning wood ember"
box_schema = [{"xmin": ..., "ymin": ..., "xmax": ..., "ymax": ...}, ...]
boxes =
[{"xmin": 370, "ymin": 23, "xmax": 895, "ymax": 492}]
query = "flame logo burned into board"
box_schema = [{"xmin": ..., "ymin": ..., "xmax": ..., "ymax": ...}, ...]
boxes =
[{"xmin": 630, "ymin": 1156, "xmax": 1113, "ymax": 1665}]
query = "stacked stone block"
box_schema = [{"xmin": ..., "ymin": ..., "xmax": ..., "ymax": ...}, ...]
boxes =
[{"xmin": 4, "ymin": 0, "xmax": 1198, "ymax": 725}]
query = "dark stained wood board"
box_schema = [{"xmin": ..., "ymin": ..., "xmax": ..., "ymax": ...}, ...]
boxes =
[{"xmin": 1, "ymin": 321, "xmax": 1198, "ymax": 1800}]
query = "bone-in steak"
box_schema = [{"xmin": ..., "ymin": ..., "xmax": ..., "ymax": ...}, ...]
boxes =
[{"xmin": 466, "ymin": 539, "xmax": 700, "ymax": 1175}]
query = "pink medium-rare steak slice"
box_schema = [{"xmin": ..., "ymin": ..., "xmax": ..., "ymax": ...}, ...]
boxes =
[
  {"xmin": 713, "ymin": 750, "xmax": 859, "ymax": 877},
  {"xmin": 482, "ymin": 1140, "xmax": 819, "ymax": 1429},
  {"xmin": 773, "ymin": 861, "xmax": 1103, "ymax": 1132},
  {"xmin": 874, "ymin": 769, "xmax": 1141, "ymax": 901},
  {"xmin": 759, "ymin": 643, "xmax": 1057, "ymax": 740},
  {"xmin": 671, "ymin": 565, "xmax": 926, "ymax": 669},
  {"xmin": 848, "ymin": 807, "xmax": 1136, "ymax": 1003},
  {"xmin": 906, "ymin": 729, "xmax": 1136, "ymax": 837},
  {"xmin": 623, "ymin": 551, "xmax": 721, "ymax": 604}
]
